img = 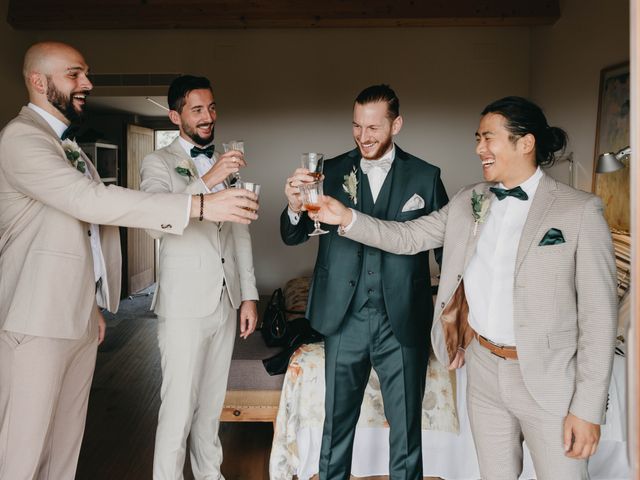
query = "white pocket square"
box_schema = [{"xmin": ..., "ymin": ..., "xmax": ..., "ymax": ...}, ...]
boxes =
[{"xmin": 401, "ymin": 194, "xmax": 425, "ymax": 212}]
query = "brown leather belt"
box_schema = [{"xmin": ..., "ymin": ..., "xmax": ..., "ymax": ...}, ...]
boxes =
[{"xmin": 474, "ymin": 332, "xmax": 518, "ymax": 360}]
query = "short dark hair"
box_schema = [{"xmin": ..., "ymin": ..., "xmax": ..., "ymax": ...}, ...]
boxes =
[
  {"xmin": 355, "ymin": 84, "xmax": 400, "ymax": 119},
  {"xmin": 167, "ymin": 75, "xmax": 212, "ymax": 113},
  {"xmin": 481, "ymin": 96, "xmax": 567, "ymax": 167}
]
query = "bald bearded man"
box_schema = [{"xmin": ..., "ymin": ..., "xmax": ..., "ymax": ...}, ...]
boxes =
[{"xmin": 0, "ymin": 42, "xmax": 258, "ymax": 480}]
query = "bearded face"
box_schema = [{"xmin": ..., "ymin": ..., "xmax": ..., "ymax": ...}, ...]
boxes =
[{"xmin": 46, "ymin": 74, "xmax": 88, "ymax": 123}]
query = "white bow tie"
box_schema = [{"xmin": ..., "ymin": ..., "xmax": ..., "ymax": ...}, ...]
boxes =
[{"xmin": 360, "ymin": 157, "xmax": 393, "ymax": 175}]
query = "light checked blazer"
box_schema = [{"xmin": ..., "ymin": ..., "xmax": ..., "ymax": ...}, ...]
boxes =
[
  {"xmin": 0, "ymin": 107, "xmax": 190, "ymax": 339},
  {"xmin": 140, "ymin": 137, "xmax": 258, "ymax": 318},
  {"xmin": 344, "ymin": 173, "xmax": 617, "ymax": 425}
]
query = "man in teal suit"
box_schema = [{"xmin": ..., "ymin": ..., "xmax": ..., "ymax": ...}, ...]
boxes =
[{"xmin": 280, "ymin": 84, "xmax": 448, "ymax": 479}]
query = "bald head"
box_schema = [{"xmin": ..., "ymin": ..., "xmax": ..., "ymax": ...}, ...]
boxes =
[
  {"xmin": 23, "ymin": 42, "xmax": 84, "ymax": 81},
  {"xmin": 23, "ymin": 41, "xmax": 92, "ymax": 124}
]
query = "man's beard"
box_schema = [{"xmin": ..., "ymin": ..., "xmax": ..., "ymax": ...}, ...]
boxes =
[
  {"xmin": 46, "ymin": 78, "xmax": 84, "ymax": 124},
  {"xmin": 358, "ymin": 135, "xmax": 393, "ymax": 160},
  {"xmin": 183, "ymin": 121, "xmax": 214, "ymax": 146}
]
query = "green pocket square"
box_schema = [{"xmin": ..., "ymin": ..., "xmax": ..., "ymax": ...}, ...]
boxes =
[{"xmin": 539, "ymin": 228, "xmax": 565, "ymax": 246}]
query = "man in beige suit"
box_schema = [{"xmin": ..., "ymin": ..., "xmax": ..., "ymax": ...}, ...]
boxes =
[
  {"xmin": 0, "ymin": 43, "xmax": 258, "ymax": 480},
  {"xmin": 140, "ymin": 75, "xmax": 259, "ymax": 480},
  {"xmin": 317, "ymin": 97, "xmax": 617, "ymax": 479}
]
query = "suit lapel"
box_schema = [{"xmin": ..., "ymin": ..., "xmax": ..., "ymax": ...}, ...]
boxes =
[
  {"xmin": 463, "ymin": 184, "xmax": 495, "ymax": 269},
  {"xmin": 385, "ymin": 146, "xmax": 411, "ymax": 220},
  {"xmin": 340, "ymin": 150, "xmax": 361, "ymax": 212},
  {"xmin": 166, "ymin": 137, "xmax": 198, "ymax": 172},
  {"xmin": 515, "ymin": 173, "xmax": 556, "ymax": 275}
]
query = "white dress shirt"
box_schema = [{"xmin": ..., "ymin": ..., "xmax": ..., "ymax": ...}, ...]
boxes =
[
  {"xmin": 464, "ymin": 167, "xmax": 543, "ymax": 345},
  {"xmin": 289, "ymin": 145, "xmax": 396, "ymax": 225},
  {"xmin": 363, "ymin": 144, "xmax": 395, "ymax": 203},
  {"xmin": 28, "ymin": 103, "xmax": 108, "ymax": 305},
  {"xmin": 178, "ymin": 137, "xmax": 226, "ymax": 193}
]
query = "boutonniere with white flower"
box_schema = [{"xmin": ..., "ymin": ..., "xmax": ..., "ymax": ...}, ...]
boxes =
[
  {"xmin": 342, "ymin": 166, "xmax": 358, "ymax": 205},
  {"xmin": 61, "ymin": 139, "xmax": 86, "ymax": 174},
  {"xmin": 175, "ymin": 160, "xmax": 197, "ymax": 183},
  {"xmin": 471, "ymin": 189, "xmax": 491, "ymax": 236}
]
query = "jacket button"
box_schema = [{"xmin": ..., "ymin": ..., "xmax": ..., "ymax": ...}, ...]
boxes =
[
  {"xmin": 368, "ymin": 270, "xmax": 374, "ymax": 275},
  {"xmin": 221, "ymin": 258, "xmax": 225, "ymax": 263},
  {"xmin": 87, "ymin": 230, "xmax": 91, "ymax": 237},
  {"xmin": 367, "ymin": 289, "xmax": 373, "ymax": 294},
  {"xmin": 441, "ymin": 302, "xmax": 445, "ymax": 308},
  {"xmin": 349, "ymin": 280, "xmax": 355, "ymax": 287},
  {"xmin": 457, "ymin": 274, "xmax": 462, "ymax": 281}
]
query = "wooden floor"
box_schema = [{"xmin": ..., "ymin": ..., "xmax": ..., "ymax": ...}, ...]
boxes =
[
  {"xmin": 76, "ymin": 293, "xmax": 272, "ymax": 480},
  {"xmin": 76, "ymin": 293, "xmax": 439, "ymax": 480}
]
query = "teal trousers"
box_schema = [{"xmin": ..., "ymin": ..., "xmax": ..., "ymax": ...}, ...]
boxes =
[{"xmin": 319, "ymin": 305, "xmax": 428, "ymax": 480}]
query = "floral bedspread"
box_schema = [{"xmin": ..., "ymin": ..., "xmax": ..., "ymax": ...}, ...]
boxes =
[{"xmin": 269, "ymin": 342, "xmax": 459, "ymax": 479}]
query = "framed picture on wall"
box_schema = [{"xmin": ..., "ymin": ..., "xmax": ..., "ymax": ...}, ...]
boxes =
[{"xmin": 592, "ymin": 61, "xmax": 630, "ymax": 232}]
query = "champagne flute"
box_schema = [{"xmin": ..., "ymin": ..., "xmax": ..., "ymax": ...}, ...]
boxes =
[
  {"xmin": 223, "ymin": 140, "xmax": 244, "ymax": 186},
  {"xmin": 301, "ymin": 153, "xmax": 324, "ymax": 181},
  {"xmin": 298, "ymin": 181, "xmax": 328, "ymax": 236}
]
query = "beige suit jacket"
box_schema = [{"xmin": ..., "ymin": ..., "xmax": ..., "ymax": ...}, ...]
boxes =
[
  {"xmin": 345, "ymin": 174, "xmax": 617, "ymax": 425},
  {"xmin": 140, "ymin": 138, "xmax": 258, "ymax": 318},
  {"xmin": 0, "ymin": 107, "xmax": 190, "ymax": 339}
]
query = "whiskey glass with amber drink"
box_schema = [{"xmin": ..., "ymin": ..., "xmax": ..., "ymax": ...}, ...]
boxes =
[
  {"xmin": 301, "ymin": 153, "xmax": 324, "ymax": 181},
  {"xmin": 234, "ymin": 180, "xmax": 260, "ymax": 213},
  {"xmin": 298, "ymin": 181, "xmax": 328, "ymax": 236}
]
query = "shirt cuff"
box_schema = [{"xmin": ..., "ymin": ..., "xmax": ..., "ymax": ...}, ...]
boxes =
[
  {"xmin": 338, "ymin": 209, "xmax": 357, "ymax": 235},
  {"xmin": 287, "ymin": 207, "xmax": 301, "ymax": 225},
  {"xmin": 198, "ymin": 177, "xmax": 212, "ymax": 193},
  {"xmin": 185, "ymin": 195, "xmax": 193, "ymax": 228}
]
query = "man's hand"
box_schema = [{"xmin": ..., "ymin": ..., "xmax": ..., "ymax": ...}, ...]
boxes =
[
  {"xmin": 448, "ymin": 348, "xmax": 466, "ymax": 370},
  {"xmin": 563, "ymin": 413, "xmax": 601, "ymax": 459},
  {"xmin": 191, "ymin": 188, "xmax": 258, "ymax": 224},
  {"xmin": 315, "ymin": 195, "xmax": 352, "ymax": 226},
  {"xmin": 201, "ymin": 150, "xmax": 246, "ymax": 189},
  {"xmin": 97, "ymin": 309, "xmax": 106, "ymax": 345},
  {"xmin": 285, "ymin": 168, "xmax": 318, "ymax": 212},
  {"xmin": 239, "ymin": 300, "xmax": 258, "ymax": 339}
]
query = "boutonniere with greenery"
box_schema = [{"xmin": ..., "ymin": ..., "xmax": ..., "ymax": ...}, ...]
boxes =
[
  {"xmin": 342, "ymin": 166, "xmax": 358, "ymax": 205},
  {"xmin": 61, "ymin": 139, "xmax": 86, "ymax": 174},
  {"xmin": 471, "ymin": 189, "xmax": 491, "ymax": 236},
  {"xmin": 175, "ymin": 159, "xmax": 197, "ymax": 183}
]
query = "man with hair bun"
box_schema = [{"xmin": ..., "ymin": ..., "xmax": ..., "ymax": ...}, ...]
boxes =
[{"xmin": 317, "ymin": 96, "xmax": 617, "ymax": 479}]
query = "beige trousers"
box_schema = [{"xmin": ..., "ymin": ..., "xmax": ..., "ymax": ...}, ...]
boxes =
[
  {"xmin": 153, "ymin": 291, "xmax": 236, "ymax": 480},
  {"xmin": 465, "ymin": 337, "xmax": 589, "ymax": 480},
  {"xmin": 0, "ymin": 313, "xmax": 98, "ymax": 480}
]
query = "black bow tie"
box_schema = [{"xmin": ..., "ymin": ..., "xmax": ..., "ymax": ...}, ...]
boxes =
[
  {"xmin": 61, "ymin": 125, "xmax": 79, "ymax": 141},
  {"xmin": 190, "ymin": 145, "xmax": 214, "ymax": 158},
  {"xmin": 489, "ymin": 185, "xmax": 529, "ymax": 201}
]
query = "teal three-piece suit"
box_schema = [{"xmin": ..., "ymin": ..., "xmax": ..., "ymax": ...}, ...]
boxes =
[{"xmin": 280, "ymin": 145, "xmax": 448, "ymax": 479}]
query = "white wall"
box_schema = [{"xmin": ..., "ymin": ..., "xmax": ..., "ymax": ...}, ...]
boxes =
[
  {"xmin": 531, "ymin": 0, "xmax": 629, "ymax": 191},
  {"xmin": 0, "ymin": 0, "xmax": 629, "ymax": 293}
]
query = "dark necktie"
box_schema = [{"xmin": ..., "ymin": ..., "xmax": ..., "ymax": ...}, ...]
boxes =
[
  {"xmin": 61, "ymin": 125, "xmax": 79, "ymax": 141},
  {"xmin": 190, "ymin": 145, "xmax": 214, "ymax": 158},
  {"xmin": 489, "ymin": 186, "xmax": 529, "ymax": 201}
]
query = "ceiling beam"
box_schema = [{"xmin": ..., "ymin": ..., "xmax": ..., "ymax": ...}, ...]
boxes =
[{"xmin": 7, "ymin": 0, "xmax": 561, "ymax": 30}]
